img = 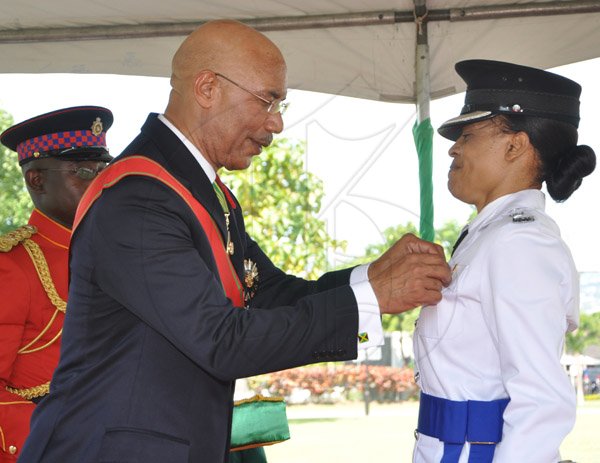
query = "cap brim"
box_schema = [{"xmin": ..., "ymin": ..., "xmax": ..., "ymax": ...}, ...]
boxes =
[
  {"xmin": 59, "ymin": 148, "xmax": 112, "ymax": 162},
  {"xmin": 437, "ymin": 110, "xmax": 494, "ymax": 141},
  {"xmin": 19, "ymin": 147, "xmax": 113, "ymax": 165}
]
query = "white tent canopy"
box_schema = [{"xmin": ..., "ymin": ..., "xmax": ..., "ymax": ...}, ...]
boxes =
[{"xmin": 1, "ymin": 0, "xmax": 600, "ymax": 102}]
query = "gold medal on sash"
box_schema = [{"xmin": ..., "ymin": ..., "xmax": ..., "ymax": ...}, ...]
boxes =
[
  {"xmin": 224, "ymin": 213, "xmax": 234, "ymax": 255},
  {"xmin": 243, "ymin": 259, "xmax": 259, "ymax": 306}
]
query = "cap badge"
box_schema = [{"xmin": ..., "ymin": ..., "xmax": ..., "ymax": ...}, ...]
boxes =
[
  {"xmin": 511, "ymin": 104, "xmax": 523, "ymax": 113},
  {"xmin": 91, "ymin": 117, "xmax": 103, "ymax": 136}
]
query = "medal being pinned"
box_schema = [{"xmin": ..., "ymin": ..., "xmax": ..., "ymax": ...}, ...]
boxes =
[{"xmin": 243, "ymin": 259, "xmax": 259, "ymax": 307}]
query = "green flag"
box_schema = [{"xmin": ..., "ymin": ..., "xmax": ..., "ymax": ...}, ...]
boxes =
[{"xmin": 412, "ymin": 118, "xmax": 435, "ymax": 242}]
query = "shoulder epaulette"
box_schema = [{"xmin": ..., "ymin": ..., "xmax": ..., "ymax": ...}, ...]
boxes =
[
  {"xmin": 507, "ymin": 208, "xmax": 536, "ymax": 224},
  {"xmin": 0, "ymin": 224, "xmax": 37, "ymax": 252}
]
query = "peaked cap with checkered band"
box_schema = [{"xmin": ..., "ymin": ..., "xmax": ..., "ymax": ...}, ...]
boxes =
[{"xmin": 1, "ymin": 106, "xmax": 113, "ymax": 165}]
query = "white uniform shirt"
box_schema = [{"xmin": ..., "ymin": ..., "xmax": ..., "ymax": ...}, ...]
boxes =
[{"xmin": 413, "ymin": 189, "xmax": 578, "ymax": 463}]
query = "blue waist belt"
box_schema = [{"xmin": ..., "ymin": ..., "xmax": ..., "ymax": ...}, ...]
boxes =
[{"xmin": 417, "ymin": 392, "xmax": 510, "ymax": 463}]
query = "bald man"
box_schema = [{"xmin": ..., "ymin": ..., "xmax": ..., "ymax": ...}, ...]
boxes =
[{"xmin": 19, "ymin": 21, "xmax": 450, "ymax": 463}]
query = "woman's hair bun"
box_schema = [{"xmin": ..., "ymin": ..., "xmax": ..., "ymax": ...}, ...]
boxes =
[{"xmin": 547, "ymin": 144, "xmax": 596, "ymax": 202}]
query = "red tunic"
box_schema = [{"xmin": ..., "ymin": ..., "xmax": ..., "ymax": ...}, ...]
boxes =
[{"xmin": 0, "ymin": 209, "xmax": 70, "ymax": 462}]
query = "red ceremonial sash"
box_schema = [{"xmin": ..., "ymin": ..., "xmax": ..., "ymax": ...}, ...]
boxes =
[{"xmin": 73, "ymin": 155, "xmax": 244, "ymax": 307}]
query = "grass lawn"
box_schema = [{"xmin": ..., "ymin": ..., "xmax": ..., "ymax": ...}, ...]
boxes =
[{"xmin": 265, "ymin": 400, "xmax": 600, "ymax": 462}]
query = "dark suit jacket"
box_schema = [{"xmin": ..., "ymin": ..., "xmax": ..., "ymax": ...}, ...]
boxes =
[{"xmin": 19, "ymin": 114, "xmax": 359, "ymax": 463}]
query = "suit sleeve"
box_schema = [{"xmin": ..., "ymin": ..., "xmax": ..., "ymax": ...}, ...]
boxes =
[
  {"xmin": 85, "ymin": 177, "xmax": 359, "ymax": 382},
  {"xmin": 483, "ymin": 226, "xmax": 577, "ymax": 462},
  {"xmin": 245, "ymin": 239, "xmax": 382, "ymax": 349},
  {"xmin": 244, "ymin": 233, "xmax": 354, "ymax": 308}
]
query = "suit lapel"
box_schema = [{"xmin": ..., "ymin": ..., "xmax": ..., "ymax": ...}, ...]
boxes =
[
  {"xmin": 138, "ymin": 114, "xmax": 245, "ymax": 280},
  {"xmin": 139, "ymin": 115, "xmax": 227, "ymax": 236}
]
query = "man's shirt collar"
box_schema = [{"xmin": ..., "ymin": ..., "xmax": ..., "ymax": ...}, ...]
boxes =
[{"xmin": 157, "ymin": 113, "xmax": 216, "ymax": 183}]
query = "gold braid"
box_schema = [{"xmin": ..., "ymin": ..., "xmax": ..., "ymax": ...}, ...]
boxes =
[
  {"xmin": 0, "ymin": 224, "xmax": 36, "ymax": 252},
  {"xmin": 17, "ymin": 238, "xmax": 66, "ymax": 354},
  {"xmin": 6, "ymin": 382, "xmax": 50, "ymax": 400},
  {"xmin": 21, "ymin": 239, "xmax": 67, "ymax": 313},
  {"xmin": 0, "ymin": 225, "xmax": 66, "ymax": 313}
]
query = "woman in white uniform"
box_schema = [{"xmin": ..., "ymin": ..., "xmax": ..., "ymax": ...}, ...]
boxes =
[{"xmin": 413, "ymin": 59, "xmax": 596, "ymax": 463}]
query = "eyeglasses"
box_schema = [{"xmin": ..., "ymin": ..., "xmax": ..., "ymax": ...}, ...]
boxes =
[
  {"xmin": 37, "ymin": 166, "xmax": 104, "ymax": 180},
  {"xmin": 215, "ymin": 72, "xmax": 289, "ymax": 116}
]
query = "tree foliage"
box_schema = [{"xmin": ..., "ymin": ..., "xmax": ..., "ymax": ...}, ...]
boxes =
[
  {"xmin": 0, "ymin": 109, "xmax": 33, "ymax": 234},
  {"xmin": 566, "ymin": 312, "xmax": 600, "ymax": 354},
  {"xmin": 221, "ymin": 138, "xmax": 344, "ymax": 279}
]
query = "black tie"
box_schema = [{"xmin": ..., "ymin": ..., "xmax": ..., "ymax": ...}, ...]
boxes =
[{"xmin": 451, "ymin": 227, "xmax": 469, "ymax": 257}]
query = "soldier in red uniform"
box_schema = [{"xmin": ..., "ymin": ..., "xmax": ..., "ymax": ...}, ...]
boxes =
[{"xmin": 0, "ymin": 106, "xmax": 113, "ymax": 462}]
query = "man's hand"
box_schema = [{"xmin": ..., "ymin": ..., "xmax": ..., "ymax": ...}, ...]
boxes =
[{"xmin": 368, "ymin": 234, "xmax": 451, "ymax": 314}]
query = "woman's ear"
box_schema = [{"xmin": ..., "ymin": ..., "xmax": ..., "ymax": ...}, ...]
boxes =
[
  {"xmin": 193, "ymin": 70, "xmax": 218, "ymax": 109},
  {"xmin": 506, "ymin": 131, "xmax": 533, "ymax": 162}
]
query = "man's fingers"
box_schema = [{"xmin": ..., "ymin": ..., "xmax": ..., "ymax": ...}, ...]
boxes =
[
  {"xmin": 423, "ymin": 276, "xmax": 444, "ymax": 293},
  {"xmin": 414, "ymin": 288, "xmax": 445, "ymax": 308},
  {"xmin": 369, "ymin": 234, "xmax": 447, "ymax": 282},
  {"xmin": 398, "ymin": 253, "xmax": 452, "ymax": 286},
  {"xmin": 405, "ymin": 240, "xmax": 446, "ymax": 258},
  {"xmin": 423, "ymin": 262, "xmax": 452, "ymax": 287},
  {"xmin": 372, "ymin": 256, "xmax": 452, "ymax": 313},
  {"xmin": 378, "ymin": 251, "xmax": 447, "ymax": 270},
  {"xmin": 395, "ymin": 233, "xmax": 446, "ymax": 258}
]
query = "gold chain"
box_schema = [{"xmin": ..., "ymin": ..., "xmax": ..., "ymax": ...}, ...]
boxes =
[
  {"xmin": 22, "ymin": 239, "xmax": 66, "ymax": 313},
  {"xmin": 6, "ymin": 382, "xmax": 50, "ymax": 400},
  {"xmin": 16, "ymin": 238, "xmax": 66, "ymax": 354}
]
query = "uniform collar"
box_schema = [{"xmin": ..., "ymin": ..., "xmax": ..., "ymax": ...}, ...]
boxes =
[
  {"xmin": 468, "ymin": 189, "xmax": 546, "ymax": 234},
  {"xmin": 28, "ymin": 208, "xmax": 71, "ymax": 249}
]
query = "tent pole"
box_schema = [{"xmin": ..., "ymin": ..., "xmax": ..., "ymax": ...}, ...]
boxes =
[
  {"xmin": 413, "ymin": 0, "xmax": 435, "ymax": 242},
  {"xmin": 414, "ymin": 1, "xmax": 430, "ymax": 125}
]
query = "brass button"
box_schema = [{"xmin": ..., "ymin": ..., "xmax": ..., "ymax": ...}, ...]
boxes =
[{"xmin": 8, "ymin": 445, "xmax": 17, "ymax": 455}]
